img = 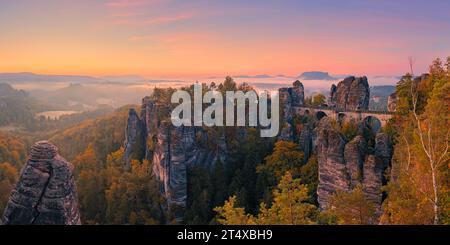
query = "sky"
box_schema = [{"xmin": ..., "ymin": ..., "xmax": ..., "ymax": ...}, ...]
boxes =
[{"xmin": 0, "ymin": 0, "xmax": 449, "ymax": 79}]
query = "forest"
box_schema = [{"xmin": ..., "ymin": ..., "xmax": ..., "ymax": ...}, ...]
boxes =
[{"xmin": 0, "ymin": 58, "xmax": 449, "ymax": 225}]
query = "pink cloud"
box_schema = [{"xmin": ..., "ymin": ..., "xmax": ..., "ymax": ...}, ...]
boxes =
[
  {"xmin": 110, "ymin": 12, "xmax": 143, "ymax": 18},
  {"xmin": 141, "ymin": 13, "xmax": 195, "ymax": 25},
  {"xmin": 112, "ymin": 12, "xmax": 195, "ymax": 26},
  {"xmin": 129, "ymin": 32, "xmax": 207, "ymax": 43},
  {"xmin": 105, "ymin": 0, "xmax": 165, "ymax": 8}
]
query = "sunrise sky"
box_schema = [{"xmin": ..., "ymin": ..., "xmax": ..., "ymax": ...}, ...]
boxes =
[{"xmin": 1, "ymin": 0, "xmax": 449, "ymax": 78}]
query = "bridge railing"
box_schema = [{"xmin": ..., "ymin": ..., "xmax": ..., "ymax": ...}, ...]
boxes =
[{"xmin": 294, "ymin": 105, "xmax": 395, "ymax": 115}]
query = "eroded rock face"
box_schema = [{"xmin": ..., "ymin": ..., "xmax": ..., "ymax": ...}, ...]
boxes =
[
  {"xmin": 316, "ymin": 119, "xmax": 348, "ymax": 210},
  {"xmin": 291, "ymin": 80, "xmax": 305, "ymax": 106},
  {"xmin": 330, "ymin": 76, "xmax": 370, "ymax": 110},
  {"xmin": 124, "ymin": 97, "xmax": 227, "ymax": 221},
  {"xmin": 362, "ymin": 155, "xmax": 383, "ymax": 210},
  {"xmin": 278, "ymin": 122, "xmax": 294, "ymax": 141},
  {"xmin": 344, "ymin": 135, "xmax": 368, "ymax": 188},
  {"xmin": 298, "ymin": 123, "xmax": 313, "ymax": 163},
  {"xmin": 124, "ymin": 108, "xmax": 145, "ymax": 169},
  {"xmin": 278, "ymin": 80, "xmax": 305, "ymax": 141},
  {"xmin": 315, "ymin": 118, "xmax": 392, "ymax": 214},
  {"xmin": 329, "ymin": 84, "xmax": 337, "ymax": 108},
  {"xmin": 374, "ymin": 133, "xmax": 392, "ymax": 171},
  {"xmin": 1, "ymin": 141, "xmax": 81, "ymax": 225},
  {"xmin": 387, "ymin": 92, "xmax": 397, "ymax": 112}
]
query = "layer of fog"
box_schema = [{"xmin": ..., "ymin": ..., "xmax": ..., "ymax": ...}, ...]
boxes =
[{"xmin": 10, "ymin": 75, "xmax": 398, "ymax": 111}]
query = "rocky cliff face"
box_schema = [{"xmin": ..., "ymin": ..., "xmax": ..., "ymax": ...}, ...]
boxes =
[
  {"xmin": 278, "ymin": 80, "xmax": 305, "ymax": 140},
  {"xmin": 315, "ymin": 119, "xmax": 349, "ymax": 209},
  {"xmin": 124, "ymin": 108, "xmax": 145, "ymax": 169},
  {"xmin": 315, "ymin": 118, "xmax": 392, "ymax": 215},
  {"xmin": 330, "ymin": 76, "xmax": 370, "ymax": 110},
  {"xmin": 328, "ymin": 84, "xmax": 337, "ymax": 107},
  {"xmin": 344, "ymin": 135, "xmax": 368, "ymax": 188},
  {"xmin": 125, "ymin": 97, "xmax": 227, "ymax": 220},
  {"xmin": 387, "ymin": 93, "xmax": 397, "ymax": 112},
  {"xmin": 291, "ymin": 80, "xmax": 305, "ymax": 106},
  {"xmin": 298, "ymin": 123, "xmax": 313, "ymax": 163},
  {"xmin": 1, "ymin": 141, "xmax": 81, "ymax": 225}
]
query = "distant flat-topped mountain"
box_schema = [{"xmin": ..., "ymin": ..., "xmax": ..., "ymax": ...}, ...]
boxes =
[{"xmin": 297, "ymin": 71, "xmax": 337, "ymax": 80}]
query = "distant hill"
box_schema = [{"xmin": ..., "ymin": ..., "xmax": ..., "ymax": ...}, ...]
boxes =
[
  {"xmin": 370, "ymin": 85, "xmax": 396, "ymax": 97},
  {"xmin": 0, "ymin": 83, "xmax": 27, "ymax": 97},
  {"xmin": 0, "ymin": 72, "xmax": 103, "ymax": 84},
  {"xmin": 99, "ymin": 75, "xmax": 145, "ymax": 83},
  {"xmin": 0, "ymin": 83, "xmax": 52, "ymax": 127},
  {"xmin": 30, "ymin": 83, "xmax": 110, "ymax": 110},
  {"xmin": 298, "ymin": 71, "xmax": 336, "ymax": 80},
  {"xmin": 369, "ymin": 85, "xmax": 396, "ymax": 111},
  {"xmin": 233, "ymin": 74, "xmax": 273, "ymax": 79}
]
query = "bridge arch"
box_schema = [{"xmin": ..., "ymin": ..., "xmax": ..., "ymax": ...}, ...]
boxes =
[
  {"xmin": 315, "ymin": 111, "xmax": 327, "ymax": 120},
  {"xmin": 337, "ymin": 112, "xmax": 347, "ymax": 124}
]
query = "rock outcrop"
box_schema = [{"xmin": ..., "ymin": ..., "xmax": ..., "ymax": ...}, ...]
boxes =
[
  {"xmin": 298, "ymin": 123, "xmax": 313, "ymax": 163},
  {"xmin": 1, "ymin": 141, "xmax": 81, "ymax": 225},
  {"xmin": 315, "ymin": 119, "xmax": 349, "ymax": 210},
  {"xmin": 278, "ymin": 80, "xmax": 305, "ymax": 141},
  {"xmin": 124, "ymin": 97, "xmax": 227, "ymax": 221},
  {"xmin": 374, "ymin": 133, "xmax": 392, "ymax": 171},
  {"xmin": 124, "ymin": 108, "xmax": 145, "ymax": 169},
  {"xmin": 344, "ymin": 135, "xmax": 368, "ymax": 188},
  {"xmin": 329, "ymin": 84, "xmax": 337, "ymax": 107},
  {"xmin": 330, "ymin": 76, "xmax": 370, "ymax": 110},
  {"xmin": 387, "ymin": 92, "xmax": 397, "ymax": 112},
  {"xmin": 291, "ymin": 80, "xmax": 305, "ymax": 106},
  {"xmin": 315, "ymin": 118, "xmax": 392, "ymax": 214}
]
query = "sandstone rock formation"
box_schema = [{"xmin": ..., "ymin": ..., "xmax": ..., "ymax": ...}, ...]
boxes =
[
  {"xmin": 278, "ymin": 80, "xmax": 305, "ymax": 141},
  {"xmin": 330, "ymin": 76, "xmax": 370, "ymax": 110},
  {"xmin": 298, "ymin": 123, "xmax": 313, "ymax": 163},
  {"xmin": 315, "ymin": 118, "xmax": 392, "ymax": 214},
  {"xmin": 124, "ymin": 108, "xmax": 145, "ymax": 169},
  {"xmin": 387, "ymin": 92, "xmax": 397, "ymax": 112},
  {"xmin": 124, "ymin": 97, "xmax": 227, "ymax": 221},
  {"xmin": 374, "ymin": 133, "xmax": 393, "ymax": 171},
  {"xmin": 362, "ymin": 155, "xmax": 383, "ymax": 210},
  {"xmin": 315, "ymin": 119, "xmax": 349, "ymax": 210},
  {"xmin": 123, "ymin": 78, "xmax": 390, "ymax": 222},
  {"xmin": 344, "ymin": 135, "xmax": 368, "ymax": 188},
  {"xmin": 328, "ymin": 84, "xmax": 337, "ymax": 107},
  {"xmin": 291, "ymin": 80, "xmax": 305, "ymax": 106},
  {"xmin": 1, "ymin": 141, "xmax": 81, "ymax": 225}
]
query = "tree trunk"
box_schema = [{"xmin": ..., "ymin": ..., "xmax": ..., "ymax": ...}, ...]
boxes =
[{"xmin": 431, "ymin": 164, "xmax": 439, "ymax": 224}]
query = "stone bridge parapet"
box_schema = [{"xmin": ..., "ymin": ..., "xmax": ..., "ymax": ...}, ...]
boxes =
[{"xmin": 292, "ymin": 105, "xmax": 394, "ymax": 127}]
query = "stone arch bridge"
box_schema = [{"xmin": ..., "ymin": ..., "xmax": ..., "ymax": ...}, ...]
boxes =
[{"xmin": 293, "ymin": 105, "xmax": 394, "ymax": 128}]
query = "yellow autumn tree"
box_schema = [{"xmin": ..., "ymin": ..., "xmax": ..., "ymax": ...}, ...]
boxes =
[
  {"xmin": 214, "ymin": 196, "xmax": 251, "ymax": 225},
  {"xmin": 382, "ymin": 57, "xmax": 450, "ymax": 224},
  {"xmin": 257, "ymin": 141, "xmax": 304, "ymax": 181},
  {"xmin": 324, "ymin": 185, "xmax": 376, "ymax": 225},
  {"xmin": 0, "ymin": 162, "xmax": 18, "ymax": 212},
  {"xmin": 215, "ymin": 171, "xmax": 316, "ymax": 225}
]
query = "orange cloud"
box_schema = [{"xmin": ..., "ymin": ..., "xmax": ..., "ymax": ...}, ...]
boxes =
[
  {"xmin": 111, "ymin": 12, "xmax": 195, "ymax": 26},
  {"xmin": 129, "ymin": 32, "xmax": 207, "ymax": 43}
]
